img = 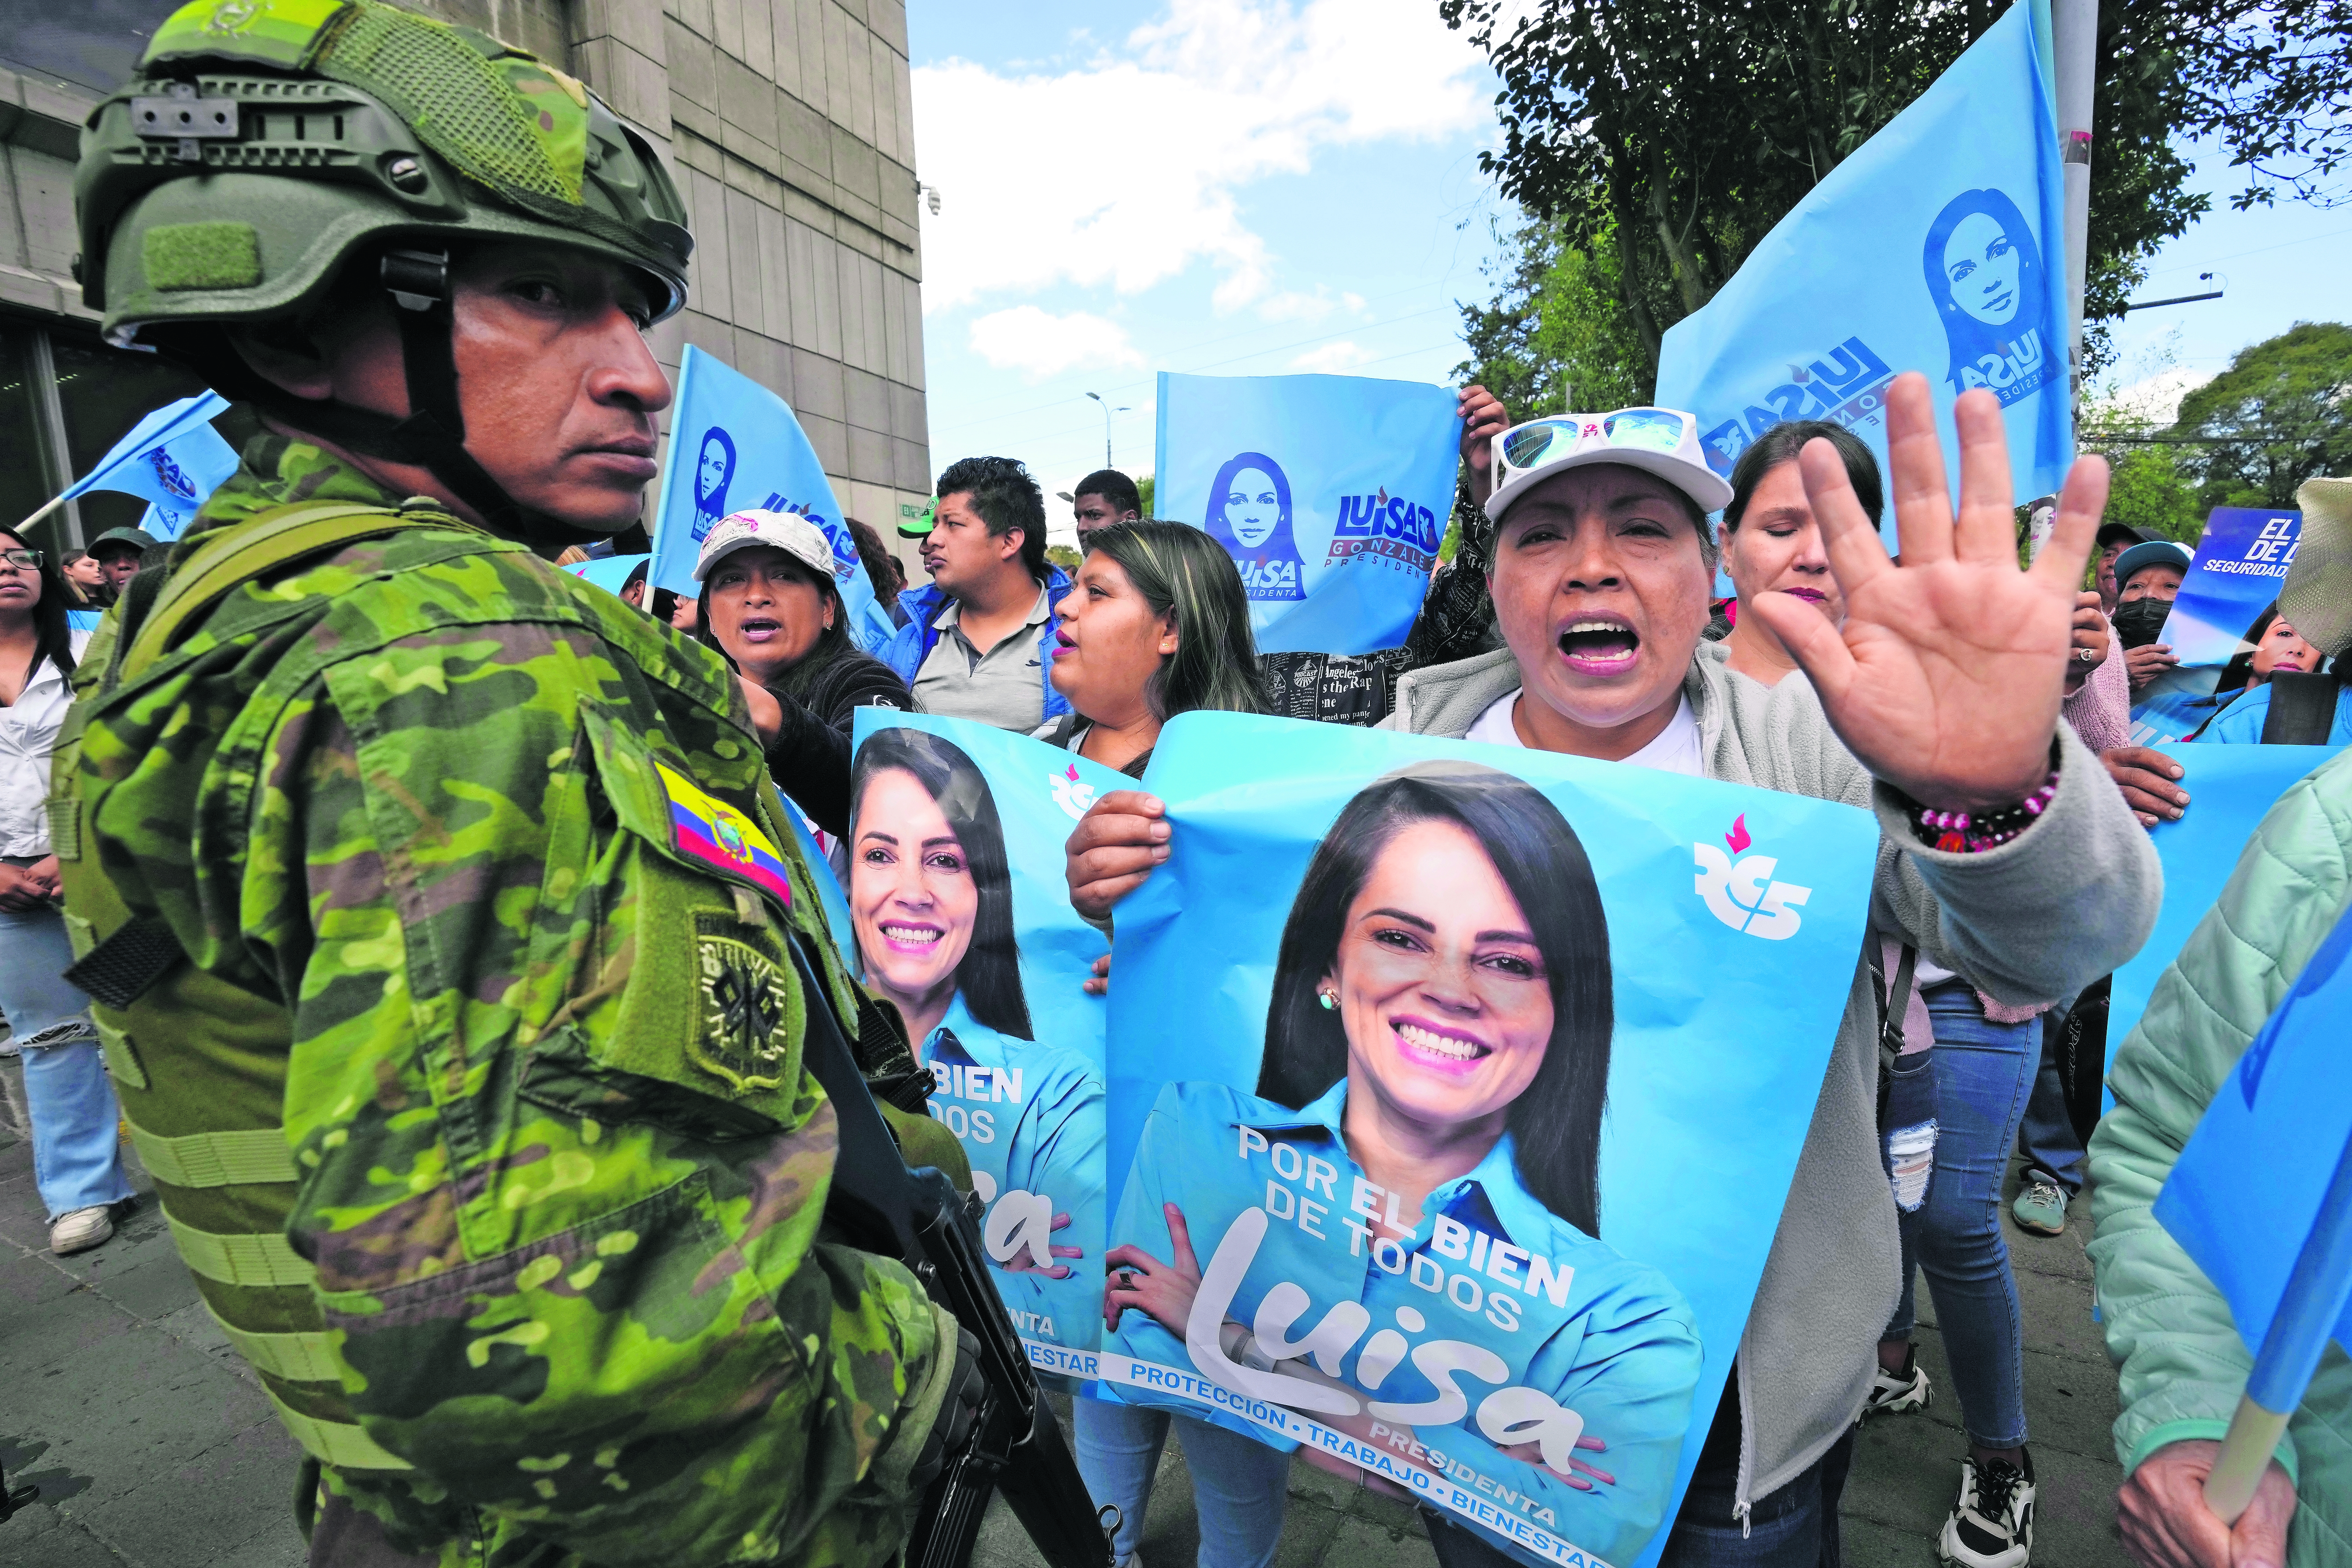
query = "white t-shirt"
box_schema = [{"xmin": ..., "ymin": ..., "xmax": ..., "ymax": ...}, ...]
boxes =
[{"xmin": 1462, "ymin": 689, "xmax": 1705, "ymax": 778}]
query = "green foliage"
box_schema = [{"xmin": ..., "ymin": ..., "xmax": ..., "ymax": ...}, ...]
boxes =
[
  {"xmin": 2167, "ymin": 322, "xmax": 2352, "ymax": 509},
  {"xmin": 2099, "ymin": 446, "xmax": 2206, "ymax": 542},
  {"xmin": 1455, "ymin": 215, "xmax": 1653, "ymax": 410},
  {"xmin": 1045, "ymin": 544, "xmax": 1083, "ymax": 571},
  {"xmin": 1436, "ymin": 0, "xmax": 2313, "ymax": 385},
  {"xmin": 1137, "ymin": 473, "xmax": 1156, "ymax": 518}
]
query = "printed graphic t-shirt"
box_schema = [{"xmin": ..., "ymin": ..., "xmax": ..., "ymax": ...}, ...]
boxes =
[{"xmin": 1464, "ymin": 691, "xmax": 1704, "ymax": 777}]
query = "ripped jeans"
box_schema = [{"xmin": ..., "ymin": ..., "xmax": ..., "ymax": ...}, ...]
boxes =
[
  {"xmin": 1884, "ymin": 982, "xmax": 2037, "ymax": 1452},
  {"xmin": 0, "ymin": 898, "xmax": 134, "ymax": 1221}
]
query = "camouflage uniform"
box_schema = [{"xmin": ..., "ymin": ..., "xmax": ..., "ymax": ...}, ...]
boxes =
[{"xmin": 55, "ymin": 436, "xmax": 955, "ymax": 1567}]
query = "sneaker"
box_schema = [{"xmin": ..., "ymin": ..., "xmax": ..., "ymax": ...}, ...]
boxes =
[
  {"xmin": 1863, "ymin": 1344, "xmax": 1932, "ymax": 1416},
  {"xmin": 50, "ymin": 1204, "xmax": 117, "ymax": 1255},
  {"xmin": 1940, "ymin": 1450, "xmax": 2035, "ymax": 1568},
  {"xmin": 2012, "ymin": 1175, "xmax": 2069, "ymax": 1237}
]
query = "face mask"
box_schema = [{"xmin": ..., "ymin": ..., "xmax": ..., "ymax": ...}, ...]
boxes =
[{"xmin": 2112, "ymin": 597, "xmax": 2173, "ymax": 649}]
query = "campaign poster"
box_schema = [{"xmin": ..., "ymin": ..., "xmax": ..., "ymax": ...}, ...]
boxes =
[
  {"xmin": 1653, "ymin": 0, "xmax": 2069, "ymax": 550},
  {"xmin": 2104, "ymin": 744, "xmax": 2342, "ymax": 1072},
  {"xmin": 649, "ymin": 346, "xmax": 897, "ymax": 652},
  {"xmin": 2125, "ymin": 506, "xmax": 2312, "ymax": 743},
  {"xmin": 1155, "ymin": 372, "xmax": 1463, "ymax": 657},
  {"xmin": 847, "ymin": 711, "xmax": 1123, "ymax": 1377},
  {"xmin": 1099, "ymin": 714, "xmax": 1879, "ymax": 1568}
]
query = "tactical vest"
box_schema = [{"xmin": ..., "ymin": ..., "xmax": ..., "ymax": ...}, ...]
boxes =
[{"xmin": 50, "ymin": 501, "xmax": 459, "ymax": 1477}]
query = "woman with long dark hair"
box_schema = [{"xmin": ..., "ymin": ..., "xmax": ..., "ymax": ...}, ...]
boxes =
[
  {"xmin": 0, "ymin": 528, "xmax": 136, "ymax": 1255},
  {"xmin": 1203, "ymin": 450, "xmax": 1306, "ymax": 603},
  {"xmin": 1041, "ymin": 520, "xmax": 1264, "ymax": 777},
  {"xmin": 846, "ymin": 727, "xmax": 1104, "ymax": 1362},
  {"xmin": 1101, "ymin": 763, "xmax": 1701, "ymax": 1568}
]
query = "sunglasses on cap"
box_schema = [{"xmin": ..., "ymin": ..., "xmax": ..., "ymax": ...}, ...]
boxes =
[{"xmin": 1497, "ymin": 409, "xmax": 1695, "ymax": 483}]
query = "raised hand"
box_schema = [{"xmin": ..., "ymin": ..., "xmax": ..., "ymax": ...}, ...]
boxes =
[
  {"xmin": 1458, "ymin": 384, "xmax": 1510, "ymax": 505},
  {"xmin": 1751, "ymin": 374, "xmax": 2108, "ymax": 812}
]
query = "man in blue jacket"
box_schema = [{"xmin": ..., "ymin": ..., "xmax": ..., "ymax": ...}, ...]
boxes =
[{"xmin": 885, "ymin": 455, "xmax": 1072, "ymax": 731}]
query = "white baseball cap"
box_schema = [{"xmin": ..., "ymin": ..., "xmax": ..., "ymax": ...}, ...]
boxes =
[
  {"xmin": 1484, "ymin": 407, "xmax": 1735, "ymax": 524},
  {"xmin": 693, "ymin": 508, "xmax": 837, "ymax": 584}
]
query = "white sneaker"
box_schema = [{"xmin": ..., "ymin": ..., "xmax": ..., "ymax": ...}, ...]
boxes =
[
  {"xmin": 1940, "ymin": 1450, "xmax": 2034, "ymax": 1568},
  {"xmin": 1862, "ymin": 1345, "xmax": 1932, "ymax": 1417},
  {"xmin": 49, "ymin": 1204, "xmax": 117, "ymax": 1256}
]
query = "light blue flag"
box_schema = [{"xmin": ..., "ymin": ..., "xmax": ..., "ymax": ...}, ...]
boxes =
[
  {"xmin": 562, "ymin": 552, "xmax": 652, "ymax": 599},
  {"xmin": 1104, "ymin": 713, "xmax": 1879, "ymax": 1568},
  {"xmin": 2106, "ymin": 746, "xmax": 2343, "ymax": 1092},
  {"xmin": 1654, "ymin": 1, "xmax": 2071, "ymax": 546},
  {"xmin": 2155, "ymin": 901, "xmax": 2352, "ymax": 1415},
  {"xmin": 1155, "ymin": 372, "xmax": 1462, "ymax": 655},
  {"xmin": 63, "ymin": 393, "xmax": 239, "ymax": 542},
  {"xmin": 649, "ymin": 346, "xmax": 895, "ymax": 651}
]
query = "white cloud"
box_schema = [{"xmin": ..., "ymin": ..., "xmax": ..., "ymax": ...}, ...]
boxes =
[
  {"xmin": 912, "ymin": 0, "xmax": 1489, "ymax": 314},
  {"xmin": 2108, "ymin": 367, "xmax": 2213, "ymax": 427},
  {"xmin": 967, "ymin": 306, "xmax": 1145, "ymax": 379},
  {"xmin": 1255, "ymin": 287, "xmax": 1366, "ymax": 324},
  {"xmin": 1290, "ymin": 339, "xmax": 1373, "ymax": 372}
]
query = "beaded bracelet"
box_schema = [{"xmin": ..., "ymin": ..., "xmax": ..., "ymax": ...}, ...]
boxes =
[{"xmin": 1904, "ymin": 748, "xmax": 2062, "ymax": 854}]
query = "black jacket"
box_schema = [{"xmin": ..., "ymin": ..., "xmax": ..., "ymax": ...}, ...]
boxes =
[{"xmin": 760, "ymin": 647, "xmax": 915, "ymax": 837}]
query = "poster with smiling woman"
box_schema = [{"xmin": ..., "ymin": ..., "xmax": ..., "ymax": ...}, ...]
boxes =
[
  {"xmin": 1100, "ymin": 714, "xmax": 1880, "ymax": 1568},
  {"xmin": 848, "ymin": 711, "xmax": 1127, "ymax": 1379}
]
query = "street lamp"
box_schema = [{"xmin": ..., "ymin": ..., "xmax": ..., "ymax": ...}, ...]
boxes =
[{"xmin": 1084, "ymin": 391, "xmax": 1129, "ymax": 469}]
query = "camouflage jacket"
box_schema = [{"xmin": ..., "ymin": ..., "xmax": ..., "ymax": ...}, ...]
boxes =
[{"xmin": 66, "ymin": 436, "xmax": 954, "ymax": 1567}]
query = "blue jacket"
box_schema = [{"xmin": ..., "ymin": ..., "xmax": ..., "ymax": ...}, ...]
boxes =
[
  {"xmin": 2190, "ymin": 680, "xmax": 2352, "ymax": 746},
  {"xmin": 1105, "ymin": 1078, "xmax": 1703, "ymax": 1568},
  {"xmin": 881, "ymin": 567, "xmax": 1075, "ymax": 724}
]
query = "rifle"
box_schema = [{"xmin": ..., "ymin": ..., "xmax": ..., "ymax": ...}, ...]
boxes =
[{"xmin": 787, "ymin": 937, "xmax": 1116, "ymax": 1568}]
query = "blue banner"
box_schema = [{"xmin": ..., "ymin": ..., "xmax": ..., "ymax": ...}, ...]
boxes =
[
  {"xmin": 2155, "ymin": 901, "xmax": 2352, "ymax": 1382},
  {"xmin": 2107, "ymin": 745, "xmax": 2343, "ymax": 1059},
  {"xmin": 2126, "ymin": 507, "xmax": 2309, "ymax": 743},
  {"xmin": 848, "ymin": 711, "xmax": 1124, "ymax": 1376},
  {"xmin": 65, "ymin": 393, "xmax": 239, "ymax": 542},
  {"xmin": 1098, "ymin": 714, "xmax": 1878, "ymax": 1568},
  {"xmin": 1653, "ymin": 1, "xmax": 2071, "ymax": 547},
  {"xmin": 650, "ymin": 346, "xmax": 895, "ymax": 651},
  {"xmin": 1155, "ymin": 372, "xmax": 1462, "ymax": 656},
  {"xmin": 562, "ymin": 552, "xmax": 651, "ymax": 599}
]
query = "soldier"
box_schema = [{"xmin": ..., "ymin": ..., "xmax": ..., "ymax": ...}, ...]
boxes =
[{"xmin": 57, "ymin": 2, "xmax": 968, "ymax": 1563}]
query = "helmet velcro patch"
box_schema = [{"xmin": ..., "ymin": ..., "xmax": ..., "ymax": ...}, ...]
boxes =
[{"xmin": 145, "ymin": 221, "xmax": 263, "ymax": 291}]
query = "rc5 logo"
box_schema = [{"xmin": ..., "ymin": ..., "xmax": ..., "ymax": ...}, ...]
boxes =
[
  {"xmin": 1050, "ymin": 762, "xmax": 1096, "ymax": 820},
  {"xmin": 1693, "ymin": 814, "xmax": 1811, "ymax": 940}
]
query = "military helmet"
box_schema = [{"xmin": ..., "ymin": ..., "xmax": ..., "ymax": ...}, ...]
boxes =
[{"xmin": 77, "ymin": 0, "xmax": 692, "ymax": 347}]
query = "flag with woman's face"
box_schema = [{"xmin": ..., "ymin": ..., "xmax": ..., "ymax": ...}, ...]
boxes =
[
  {"xmin": 1100, "ymin": 714, "xmax": 1880, "ymax": 1568},
  {"xmin": 649, "ymin": 346, "xmax": 897, "ymax": 651},
  {"xmin": 1155, "ymin": 372, "xmax": 1463, "ymax": 656},
  {"xmin": 1653, "ymin": 0, "xmax": 2070, "ymax": 551}
]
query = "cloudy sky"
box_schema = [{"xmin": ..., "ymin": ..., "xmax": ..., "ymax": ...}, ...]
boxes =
[
  {"xmin": 905, "ymin": 0, "xmax": 1507, "ymax": 543},
  {"xmin": 902, "ymin": 0, "xmax": 2350, "ymax": 544}
]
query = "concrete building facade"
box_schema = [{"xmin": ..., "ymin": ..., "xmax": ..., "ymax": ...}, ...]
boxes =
[{"xmin": 0, "ymin": 0, "xmax": 931, "ymax": 559}]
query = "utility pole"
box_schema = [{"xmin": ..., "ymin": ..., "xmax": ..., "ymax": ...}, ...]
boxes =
[{"xmin": 2052, "ymin": 0, "xmax": 2098, "ymax": 399}]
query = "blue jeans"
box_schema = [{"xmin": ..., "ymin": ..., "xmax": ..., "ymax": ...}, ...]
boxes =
[
  {"xmin": 1885, "ymin": 984, "xmax": 2035, "ymax": 1451},
  {"xmin": 1652, "ymin": 1428, "xmax": 1855, "ymax": 1568},
  {"xmin": 0, "ymin": 901, "xmax": 133, "ymax": 1221},
  {"xmin": 1075, "ymin": 1398, "xmax": 1292, "ymax": 1568},
  {"xmin": 2015, "ymin": 1009, "xmax": 2086, "ymax": 1195}
]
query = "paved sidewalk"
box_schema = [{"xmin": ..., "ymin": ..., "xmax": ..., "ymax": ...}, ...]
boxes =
[{"xmin": 0, "ymin": 1050, "xmax": 2129, "ymax": 1568}]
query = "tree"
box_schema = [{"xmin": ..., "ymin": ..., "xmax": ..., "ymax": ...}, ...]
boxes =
[
  {"xmin": 1437, "ymin": 0, "xmax": 2329, "ymax": 391},
  {"xmin": 1136, "ymin": 474, "xmax": 1155, "ymax": 518},
  {"xmin": 2166, "ymin": 323, "xmax": 2352, "ymax": 509},
  {"xmin": 2177, "ymin": 1, "xmax": 2352, "ymax": 210}
]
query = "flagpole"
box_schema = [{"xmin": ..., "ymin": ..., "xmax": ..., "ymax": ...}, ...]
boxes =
[
  {"xmin": 2051, "ymin": 0, "xmax": 2098, "ymax": 397},
  {"xmin": 11, "ymin": 492, "xmax": 67, "ymax": 534},
  {"xmin": 2205, "ymin": 1125, "xmax": 2352, "ymax": 1522}
]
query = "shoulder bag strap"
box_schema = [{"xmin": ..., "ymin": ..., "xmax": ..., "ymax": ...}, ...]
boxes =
[{"xmin": 2260, "ymin": 671, "xmax": 2340, "ymax": 746}]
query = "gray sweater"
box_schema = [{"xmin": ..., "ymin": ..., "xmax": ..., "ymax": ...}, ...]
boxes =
[{"xmin": 1381, "ymin": 641, "xmax": 2160, "ymax": 1511}]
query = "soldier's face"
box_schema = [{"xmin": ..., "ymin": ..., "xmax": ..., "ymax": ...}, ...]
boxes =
[
  {"xmin": 849, "ymin": 769, "xmax": 980, "ymax": 1015},
  {"xmin": 239, "ymin": 241, "xmax": 674, "ymax": 537}
]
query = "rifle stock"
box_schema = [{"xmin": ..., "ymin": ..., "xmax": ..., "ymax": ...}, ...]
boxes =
[{"xmin": 789, "ymin": 938, "xmax": 1114, "ymax": 1568}]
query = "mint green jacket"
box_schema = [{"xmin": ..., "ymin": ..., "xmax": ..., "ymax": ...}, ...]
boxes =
[{"xmin": 2087, "ymin": 746, "xmax": 2352, "ymax": 1567}]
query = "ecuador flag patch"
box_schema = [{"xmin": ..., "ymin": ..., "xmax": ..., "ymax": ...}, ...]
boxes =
[{"xmin": 656, "ymin": 762, "xmax": 793, "ymax": 911}]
